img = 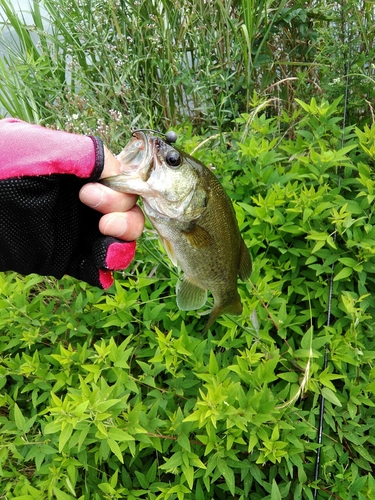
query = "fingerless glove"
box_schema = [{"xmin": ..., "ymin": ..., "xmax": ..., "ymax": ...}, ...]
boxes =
[{"xmin": 0, "ymin": 118, "xmax": 136, "ymax": 288}]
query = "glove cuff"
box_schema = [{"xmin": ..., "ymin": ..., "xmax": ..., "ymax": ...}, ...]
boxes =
[
  {"xmin": 88, "ymin": 136, "xmax": 105, "ymax": 181},
  {"xmin": 92, "ymin": 237, "xmax": 136, "ymax": 271},
  {"xmin": 105, "ymin": 239, "xmax": 136, "ymax": 270},
  {"xmin": 77, "ymin": 238, "xmax": 137, "ymax": 289}
]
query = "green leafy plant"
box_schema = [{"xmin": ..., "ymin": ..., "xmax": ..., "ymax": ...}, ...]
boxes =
[
  {"xmin": 0, "ymin": 98, "xmax": 375, "ymax": 499},
  {"xmin": 1, "ymin": 0, "xmax": 375, "ymax": 498}
]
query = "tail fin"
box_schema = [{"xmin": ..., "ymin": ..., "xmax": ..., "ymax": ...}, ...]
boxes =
[{"xmin": 202, "ymin": 294, "xmax": 243, "ymax": 335}]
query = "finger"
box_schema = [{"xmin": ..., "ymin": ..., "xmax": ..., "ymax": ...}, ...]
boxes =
[
  {"xmin": 102, "ymin": 146, "xmax": 123, "ymax": 177},
  {"xmin": 99, "ymin": 205, "xmax": 145, "ymax": 241},
  {"xmin": 79, "ymin": 182, "xmax": 138, "ymax": 214}
]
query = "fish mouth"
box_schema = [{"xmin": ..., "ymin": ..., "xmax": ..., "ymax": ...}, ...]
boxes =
[
  {"xmin": 100, "ymin": 129, "xmax": 169, "ymax": 192},
  {"xmin": 100, "ymin": 130, "xmax": 157, "ymax": 193},
  {"xmin": 116, "ymin": 130, "xmax": 153, "ymax": 176},
  {"xmin": 116, "ymin": 130, "xmax": 167, "ymax": 181}
]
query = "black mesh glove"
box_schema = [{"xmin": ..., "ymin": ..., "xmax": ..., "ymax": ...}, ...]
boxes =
[{"xmin": 0, "ymin": 118, "xmax": 136, "ymax": 288}]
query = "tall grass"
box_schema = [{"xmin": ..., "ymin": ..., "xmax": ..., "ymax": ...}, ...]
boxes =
[
  {"xmin": 0, "ymin": 0, "xmax": 332, "ymax": 142},
  {"xmin": 0, "ymin": 0, "xmax": 374, "ymax": 139}
]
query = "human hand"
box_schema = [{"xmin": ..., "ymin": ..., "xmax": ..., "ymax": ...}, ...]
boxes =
[
  {"xmin": 79, "ymin": 147, "xmax": 145, "ymax": 242},
  {"xmin": 0, "ymin": 118, "xmax": 145, "ymax": 289}
]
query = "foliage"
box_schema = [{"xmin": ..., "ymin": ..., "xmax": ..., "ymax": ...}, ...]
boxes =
[
  {"xmin": 1, "ymin": 0, "xmax": 375, "ymax": 499},
  {"xmin": 0, "ymin": 98, "xmax": 375, "ymax": 498}
]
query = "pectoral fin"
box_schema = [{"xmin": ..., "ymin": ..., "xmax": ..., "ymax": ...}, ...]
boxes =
[
  {"xmin": 182, "ymin": 225, "xmax": 212, "ymax": 249},
  {"xmin": 176, "ymin": 277, "xmax": 207, "ymax": 311}
]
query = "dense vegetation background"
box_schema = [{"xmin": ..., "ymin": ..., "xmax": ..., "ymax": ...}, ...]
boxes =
[{"xmin": 0, "ymin": 0, "xmax": 375, "ymax": 499}]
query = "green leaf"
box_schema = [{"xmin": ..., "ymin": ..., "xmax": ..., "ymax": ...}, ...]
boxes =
[
  {"xmin": 135, "ymin": 471, "xmax": 149, "ymax": 489},
  {"xmin": 110, "ymin": 469, "xmax": 119, "ymax": 489},
  {"xmin": 146, "ymin": 460, "xmax": 157, "ymax": 483},
  {"xmin": 319, "ymin": 369, "xmax": 344, "ymax": 391},
  {"xmin": 334, "ymin": 267, "xmax": 353, "ymax": 281},
  {"xmin": 195, "ymin": 479, "xmax": 206, "ymax": 500},
  {"xmin": 296, "ymin": 98, "xmax": 313, "ymax": 114},
  {"xmin": 108, "ymin": 427, "xmax": 134, "ymax": 442},
  {"xmin": 98, "ymin": 483, "xmax": 116, "ymax": 494},
  {"xmin": 189, "ymin": 453, "xmax": 206, "ymax": 469},
  {"xmin": 311, "ymin": 240, "xmax": 326, "ymax": 253},
  {"xmin": 301, "ymin": 327, "xmax": 313, "ymax": 350},
  {"xmin": 95, "ymin": 399, "xmax": 122, "ymax": 412},
  {"xmin": 52, "ymin": 487, "xmax": 75, "ymax": 500},
  {"xmin": 107, "ymin": 438, "xmax": 124, "ymax": 463},
  {"xmin": 217, "ymin": 458, "xmax": 235, "ymax": 496},
  {"xmin": 177, "ymin": 433, "xmax": 191, "ymax": 452},
  {"xmin": 338, "ymin": 257, "xmax": 358, "ymax": 267},
  {"xmin": 77, "ymin": 425, "xmax": 91, "ymax": 452},
  {"xmin": 271, "ymin": 479, "xmax": 282, "ymax": 500},
  {"xmin": 321, "ymin": 388, "xmax": 342, "ymax": 407},
  {"xmin": 14, "ymin": 403, "xmax": 27, "ymax": 433},
  {"xmin": 208, "ymin": 350, "xmax": 219, "ymax": 375},
  {"xmin": 181, "ymin": 463, "xmax": 194, "ymax": 489},
  {"xmin": 160, "ymin": 452, "xmax": 183, "ymax": 471},
  {"xmin": 59, "ymin": 422, "xmax": 73, "ymax": 453},
  {"xmin": 352, "ymin": 445, "xmax": 375, "ymax": 464},
  {"xmin": 278, "ymin": 372, "xmax": 299, "ymax": 383}
]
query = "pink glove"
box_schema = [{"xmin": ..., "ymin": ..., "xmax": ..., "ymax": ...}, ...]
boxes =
[{"xmin": 0, "ymin": 118, "xmax": 136, "ymax": 288}]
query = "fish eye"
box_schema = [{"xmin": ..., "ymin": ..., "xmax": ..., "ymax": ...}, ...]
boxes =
[{"xmin": 165, "ymin": 150, "xmax": 181, "ymax": 168}]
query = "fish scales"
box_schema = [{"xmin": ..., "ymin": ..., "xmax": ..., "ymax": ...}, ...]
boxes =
[{"xmin": 101, "ymin": 131, "xmax": 251, "ymax": 333}]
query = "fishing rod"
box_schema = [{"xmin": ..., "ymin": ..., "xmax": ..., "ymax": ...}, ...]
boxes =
[{"xmin": 312, "ymin": 2, "xmax": 351, "ymax": 496}]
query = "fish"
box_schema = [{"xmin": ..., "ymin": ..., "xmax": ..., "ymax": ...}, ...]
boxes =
[{"xmin": 101, "ymin": 130, "xmax": 251, "ymax": 333}]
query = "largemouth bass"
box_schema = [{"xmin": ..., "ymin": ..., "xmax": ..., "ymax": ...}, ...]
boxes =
[{"xmin": 102, "ymin": 130, "xmax": 251, "ymax": 333}]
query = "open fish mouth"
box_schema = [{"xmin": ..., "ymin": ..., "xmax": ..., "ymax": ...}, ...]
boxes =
[
  {"xmin": 116, "ymin": 130, "xmax": 152, "ymax": 174},
  {"xmin": 100, "ymin": 130, "xmax": 158, "ymax": 191},
  {"xmin": 114, "ymin": 128, "xmax": 179, "ymax": 174}
]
